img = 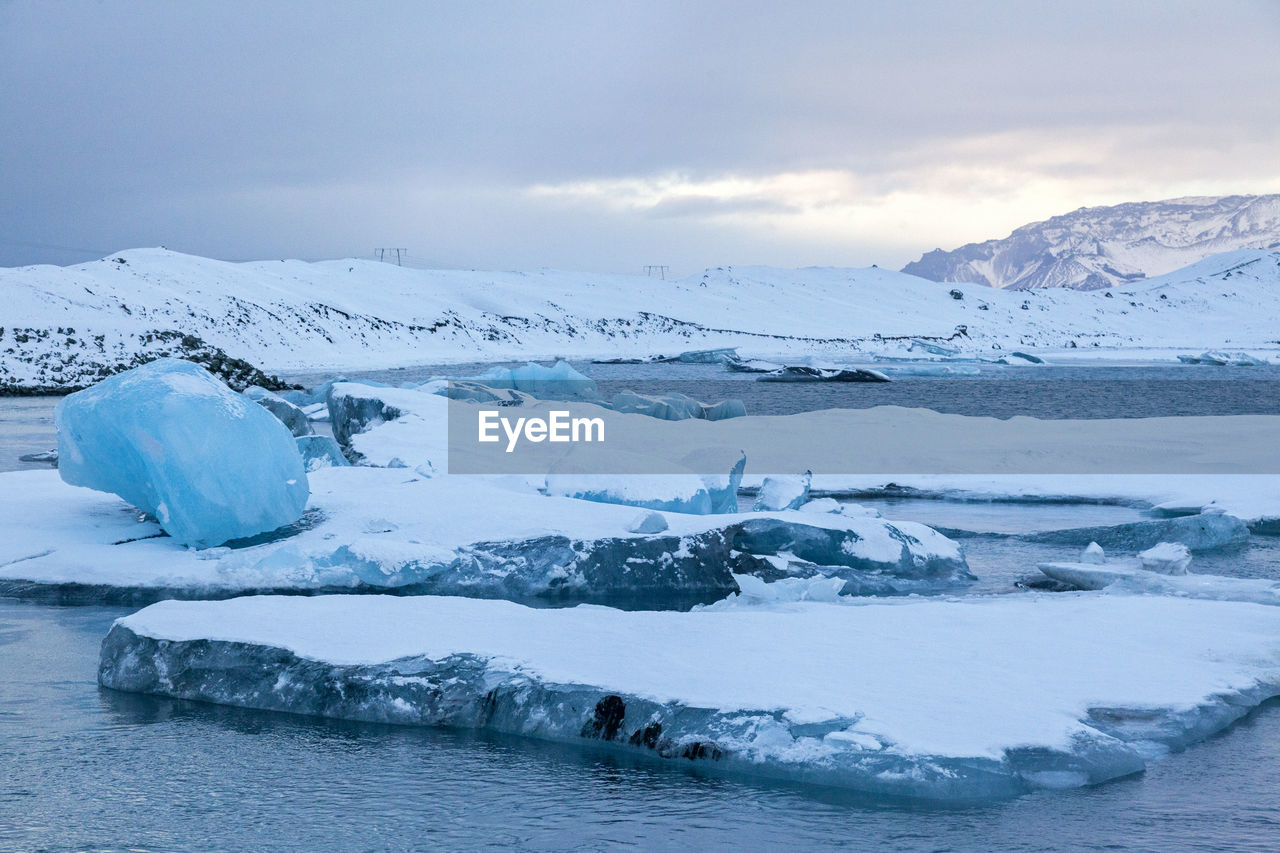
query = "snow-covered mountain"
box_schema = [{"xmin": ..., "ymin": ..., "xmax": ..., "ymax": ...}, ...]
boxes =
[
  {"xmin": 3, "ymin": 247, "xmax": 1280, "ymax": 392},
  {"xmin": 903, "ymin": 195, "xmax": 1280, "ymax": 290}
]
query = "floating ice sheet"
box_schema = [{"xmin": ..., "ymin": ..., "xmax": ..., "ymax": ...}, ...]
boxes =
[{"xmin": 100, "ymin": 593, "xmax": 1280, "ymax": 800}]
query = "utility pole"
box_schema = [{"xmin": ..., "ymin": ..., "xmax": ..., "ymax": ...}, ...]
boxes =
[
  {"xmin": 643, "ymin": 265, "xmax": 669, "ymax": 280},
  {"xmin": 375, "ymin": 248, "xmax": 407, "ymax": 266}
]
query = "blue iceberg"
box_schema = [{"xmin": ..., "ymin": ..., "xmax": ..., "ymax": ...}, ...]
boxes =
[
  {"xmin": 468, "ymin": 361, "xmax": 598, "ymax": 400},
  {"xmin": 55, "ymin": 358, "xmax": 310, "ymax": 548}
]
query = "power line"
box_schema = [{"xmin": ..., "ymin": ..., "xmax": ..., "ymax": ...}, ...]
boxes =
[{"xmin": 374, "ymin": 247, "xmax": 407, "ymax": 266}]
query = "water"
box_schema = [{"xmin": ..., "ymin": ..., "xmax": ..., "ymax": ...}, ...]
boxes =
[
  {"xmin": 3, "ymin": 601, "xmax": 1280, "ymax": 851},
  {"xmin": 0, "ymin": 397, "xmax": 58, "ymax": 472},
  {"xmin": 290, "ymin": 361, "xmax": 1280, "ymax": 418},
  {"xmin": 5, "ymin": 364, "xmax": 1280, "ymax": 849}
]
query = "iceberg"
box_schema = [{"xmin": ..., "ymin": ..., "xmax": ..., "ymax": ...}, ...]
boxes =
[
  {"xmin": 54, "ymin": 359, "xmax": 309, "ymax": 549},
  {"xmin": 753, "ymin": 472, "xmax": 811, "ymax": 512},
  {"xmin": 243, "ymin": 385, "xmax": 314, "ymax": 437},
  {"xmin": 467, "ymin": 361, "xmax": 598, "ymax": 400},
  {"xmin": 296, "ymin": 435, "xmax": 350, "ymax": 471},
  {"xmin": 758, "ymin": 365, "xmax": 890, "ymax": 382},
  {"xmin": 1018, "ymin": 510, "xmax": 1248, "ymax": 551},
  {"xmin": 99, "ymin": 594, "xmax": 1280, "ymax": 800},
  {"xmin": 1138, "ymin": 542, "xmax": 1192, "ymax": 575},
  {"xmin": 724, "ymin": 356, "xmax": 784, "ymax": 373},
  {"xmin": 682, "ymin": 448, "xmax": 746, "ymax": 514},
  {"xmin": 665, "ymin": 347, "xmax": 739, "ymax": 364},
  {"xmin": 327, "ymin": 382, "xmax": 405, "ymax": 449}
]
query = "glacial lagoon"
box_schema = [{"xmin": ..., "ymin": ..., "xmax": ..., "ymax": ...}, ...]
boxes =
[{"xmin": 4, "ymin": 362, "xmax": 1280, "ymax": 850}]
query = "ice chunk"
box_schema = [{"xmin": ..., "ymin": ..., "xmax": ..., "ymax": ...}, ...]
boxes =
[
  {"xmin": 468, "ymin": 361, "xmax": 598, "ymax": 400},
  {"xmin": 753, "ymin": 471, "xmax": 811, "ymax": 511},
  {"xmin": 1081, "ymin": 542, "xmax": 1105, "ymax": 564},
  {"xmin": 724, "ymin": 356, "xmax": 784, "ymax": 373},
  {"xmin": 758, "ymin": 366, "xmax": 890, "ymax": 382},
  {"xmin": 296, "ymin": 435, "xmax": 350, "ymax": 471},
  {"xmin": 327, "ymin": 383, "xmax": 405, "ymax": 448},
  {"xmin": 1019, "ymin": 511, "xmax": 1248, "ymax": 551},
  {"xmin": 626, "ymin": 510, "xmax": 669, "ymax": 534},
  {"xmin": 667, "ymin": 347, "xmax": 738, "ymax": 364},
  {"xmin": 685, "ymin": 449, "xmax": 745, "ymax": 514},
  {"xmin": 100, "ymin": 594, "xmax": 1280, "ymax": 800},
  {"xmin": 1148, "ymin": 500, "xmax": 1207, "ymax": 518},
  {"xmin": 243, "ymin": 386, "xmax": 314, "ymax": 437},
  {"xmin": 799, "ymin": 498, "xmax": 842, "ymax": 514},
  {"xmin": 1138, "ymin": 542, "xmax": 1192, "ymax": 575},
  {"xmin": 282, "ymin": 376, "xmax": 349, "ymax": 407},
  {"xmin": 301, "ymin": 402, "xmax": 330, "ymax": 422},
  {"xmin": 1038, "ymin": 561, "xmax": 1280, "ymax": 606},
  {"xmin": 731, "ymin": 515, "xmax": 969, "ymax": 588},
  {"xmin": 54, "ymin": 358, "xmax": 309, "ymax": 548}
]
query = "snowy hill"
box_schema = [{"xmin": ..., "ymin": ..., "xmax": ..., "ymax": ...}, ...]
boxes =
[
  {"xmin": 3, "ymin": 247, "xmax": 1280, "ymax": 392},
  {"xmin": 903, "ymin": 195, "xmax": 1280, "ymax": 290}
]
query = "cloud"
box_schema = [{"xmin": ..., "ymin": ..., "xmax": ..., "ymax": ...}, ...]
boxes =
[{"xmin": 1, "ymin": 0, "xmax": 1278, "ymax": 271}]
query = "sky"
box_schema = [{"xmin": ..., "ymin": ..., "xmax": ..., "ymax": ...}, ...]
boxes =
[{"xmin": 2, "ymin": 0, "xmax": 1278, "ymax": 274}]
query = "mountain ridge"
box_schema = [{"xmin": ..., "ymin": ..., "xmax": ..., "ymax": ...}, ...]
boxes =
[{"xmin": 903, "ymin": 194, "xmax": 1280, "ymax": 290}]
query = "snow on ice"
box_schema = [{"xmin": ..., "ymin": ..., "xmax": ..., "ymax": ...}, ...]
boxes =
[
  {"xmin": 0, "ymin": 466, "xmax": 970, "ymax": 605},
  {"xmin": 99, "ymin": 592, "xmax": 1280, "ymax": 800}
]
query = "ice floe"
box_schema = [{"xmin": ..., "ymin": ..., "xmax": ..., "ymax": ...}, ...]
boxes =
[
  {"xmin": 1017, "ymin": 510, "xmax": 1248, "ymax": 551},
  {"xmin": 0, "ymin": 466, "xmax": 969, "ymax": 605},
  {"xmin": 99, "ymin": 593, "xmax": 1280, "ymax": 799}
]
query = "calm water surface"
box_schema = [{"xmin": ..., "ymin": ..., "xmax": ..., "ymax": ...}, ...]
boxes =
[{"xmin": 2, "ymin": 602, "xmax": 1280, "ymax": 851}]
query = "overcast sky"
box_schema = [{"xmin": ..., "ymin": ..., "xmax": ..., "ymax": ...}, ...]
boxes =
[{"xmin": 2, "ymin": 0, "xmax": 1278, "ymax": 273}]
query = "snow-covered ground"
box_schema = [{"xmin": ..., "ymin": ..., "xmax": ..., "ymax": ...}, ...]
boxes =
[
  {"xmin": 99, "ymin": 592, "xmax": 1280, "ymax": 799},
  {"xmin": 4, "ymin": 246, "xmax": 1280, "ymax": 390}
]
